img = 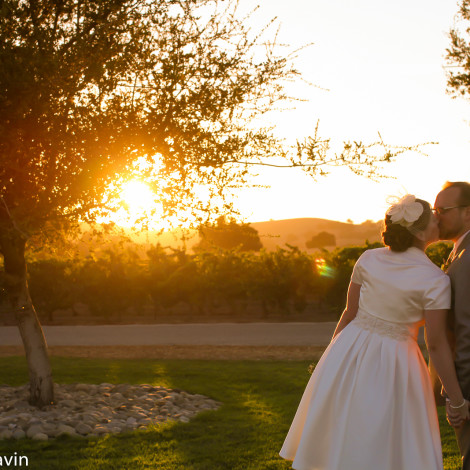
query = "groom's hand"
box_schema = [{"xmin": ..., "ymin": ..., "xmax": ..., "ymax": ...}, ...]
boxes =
[{"xmin": 446, "ymin": 399, "xmax": 470, "ymax": 427}]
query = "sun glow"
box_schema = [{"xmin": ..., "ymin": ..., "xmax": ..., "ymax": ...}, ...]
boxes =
[
  {"xmin": 107, "ymin": 180, "xmax": 165, "ymax": 229},
  {"xmin": 121, "ymin": 181, "xmax": 156, "ymax": 213}
]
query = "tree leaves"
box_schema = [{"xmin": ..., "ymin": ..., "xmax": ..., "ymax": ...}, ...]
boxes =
[{"xmin": 446, "ymin": 0, "xmax": 470, "ymax": 98}]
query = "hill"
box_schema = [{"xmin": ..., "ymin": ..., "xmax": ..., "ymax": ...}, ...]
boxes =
[
  {"xmin": 65, "ymin": 218, "xmax": 383, "ymax": 257},
  {"xmin": 144, "ymin": 217, "xmax": 383, "ymax": 252},
  {"xmin": 250, "ymin": 218, "xmax": 383, "ymax": 251}
]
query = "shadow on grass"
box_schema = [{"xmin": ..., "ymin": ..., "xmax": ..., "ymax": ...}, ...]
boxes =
[
  {"xmin": 0, "ymin": 356, "xmax": 310, "ymax": 470},
  {"xmin": 0, "ymin": 357, "xmax": 462, "ymax": 469}
]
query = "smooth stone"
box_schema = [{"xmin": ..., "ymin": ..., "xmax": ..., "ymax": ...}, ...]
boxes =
[
  {"xmin": 93, "ymin": 426, "xmax": 110, "ymax": 434},
  {"xmin": 76, "ymin": 423, "xmax": 93, "ymax": 435},
  {"xmin": 14, "ymin": 401, "xmax": 30, "ymax": 410},
  {"xmin": 0, "ymin": 383, "xmax": 221, "ymax": 440},
  {"xmin": 60, "ymin": 399, "xmax": 76, "ymax": 408},
  {"xmin": 32, "ymin": 433, "xmax": 48, "ymax": 441},
  {"xmin": 0, "ymin": 430, "xmax": 12, "ymax": 439},
  {"xmin": 12, "ymin": 429, "xmax": 26, "ymax": 439},
  {"xmin": 57, "ymin": 424, "xmax": 76, "ymax": 436},
  {"xmin": 26, "ymin": 425, "xmax": 43, "ymax": 438},
  {"xmin": 138, "ymin": 418, "xmax": 152, "ymax": 425},
  {"xmin": 0, "ymin": 417, "xmax": 15, "ymax": 426}
]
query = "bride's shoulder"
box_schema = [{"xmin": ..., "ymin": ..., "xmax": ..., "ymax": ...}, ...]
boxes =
[
  {"xmin": 424, "ymin": 258, "xmax": 448, "ymax": 278},
  {"xmin": 354, "ymin": 246, "xmax": 388, "ymax": 265},
  {"xmin": 360, "ymin": 247, "xmax": 389, "ymax": 258}
]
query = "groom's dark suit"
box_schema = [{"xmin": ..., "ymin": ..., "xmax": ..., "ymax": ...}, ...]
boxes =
[
  {"xmin": 445, "ymin": 232, "xmax": 470, "ymax": 469},
  {"xmin": 448, "ymin": 232, "xmax": 470, "ymax": 399}
]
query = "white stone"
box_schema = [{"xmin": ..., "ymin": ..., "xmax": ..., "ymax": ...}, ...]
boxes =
[
  {"xmin": 93, "ymin": 426, "xmax": 110, "ymax": 434},
  {"xmin": 57, "ymin": 424, "xmax": 76, "ymax": 436},
  {"xmin": 138, "ymin": 418, "xmax": 152, "ymax": 425},
  {"xmin": 76, "ymin": 423, "xmax": 93, "ymax": 435},
  {"xmin": 0, "ymin": 417, "xmax": 15, "ymax": 426},
  {"xmin": 14, "ymin": 401, "xmax": 30, "ymax": 410},
  {"xmin": 0, "ymin": 430, "xmax": 12, "ymax": 439},
  {"xmin": 12, "ymin": 429, "xmax": 26, "ymax": 439},
  {"xmin": 60, "ymin": 399, "xmax": 75, "ymax": 408},
  {"xmin": 26, "ymin": 424, "xmax": 43, "ymax": 438},
  {"xmin": 0, "ymin": 383, "xmax": 221, "ymax": 440}
]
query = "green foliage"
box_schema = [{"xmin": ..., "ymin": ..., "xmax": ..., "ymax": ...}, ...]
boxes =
[
  {"xmin": 146, "ymin": 244, "xmax": 318, "ymax": 316},
  {"xmin": 27, "ymin": 259, "xmax": 75, "ymax": 318},
  {"xmin": 0, "ymin": 0, "xmax": 302, "ymax": 239},
  {"xmin": 24, "ymin": 242, "xmax": 323, "ymax": 319},
  {"xmin": 75, "ymin": 249, "xmax": 148, "ymax": 318},
  {"xmin": 426, "ymin": 241, "xmax": 453, "ymax": 268},
  {"xmin": 447, "ymin": 0, "xmax": 470, "ymax": 98},
  {"xmin": 22, "ymin": 239, "xmax": 452, "ymax": 321},
  {"xmin": 318, "ymin": 241, "xmax": 383, "ymax": 309},
  {"xmin": 0, "ymin": 0, "xmax": 426, "ymax": 242},
  {"xmin": 27, "ymin": 247, "xmax": 149, "ymax": 319}
]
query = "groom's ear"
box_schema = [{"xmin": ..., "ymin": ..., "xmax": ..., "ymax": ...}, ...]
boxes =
[{"xmin": 464, "ymin": 206, "xmax": 470, "ymax": 223}]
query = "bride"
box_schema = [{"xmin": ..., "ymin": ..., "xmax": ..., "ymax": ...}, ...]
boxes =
[{"xmin": 280, "ymin": 195, "xmax": 469, "ymax": 470}]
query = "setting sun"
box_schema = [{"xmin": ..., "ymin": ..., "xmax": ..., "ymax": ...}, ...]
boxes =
[
  {"xmin": 120, "ymin": 181, "xmax": 156, "ymax": 212},
  {"xmin": 102, "ymin": 180, "xmax": 167, "ymax": 229}
]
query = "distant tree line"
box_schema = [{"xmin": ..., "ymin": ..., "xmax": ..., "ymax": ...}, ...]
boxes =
[
  {"xmin": 196, "ymin": 216, "xmax": 263, "ymax": 252},
  {"xmin": 306, "ymin": 231, "xmax": 336, "ymax": 249}
]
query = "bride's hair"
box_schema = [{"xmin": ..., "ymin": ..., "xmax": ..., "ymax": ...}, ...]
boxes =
[{"xmin": 381, "ymin": 199, "xmax": 432, "ymax": 252}]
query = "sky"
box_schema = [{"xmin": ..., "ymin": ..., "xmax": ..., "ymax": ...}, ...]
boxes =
[{"xmin": 228, "ymin": 0, "xmax": 470, "ymax": 223}]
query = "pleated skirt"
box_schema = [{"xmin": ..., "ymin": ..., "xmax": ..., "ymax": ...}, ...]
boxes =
[{"xmin": 279, "ymin": 313, "xmax": 443, "ymax": 470}]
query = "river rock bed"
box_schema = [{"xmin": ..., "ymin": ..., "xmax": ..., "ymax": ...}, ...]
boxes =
[{"xmin": 0, "ymin": 383, "xmax": 221, "ymax": 441}]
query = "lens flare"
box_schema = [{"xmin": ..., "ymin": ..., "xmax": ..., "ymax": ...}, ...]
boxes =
[{"xmin": 315, "ymin": 258, "xmax": 335, "ymax": 278}]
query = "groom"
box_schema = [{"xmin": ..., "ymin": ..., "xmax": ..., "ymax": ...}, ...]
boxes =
[{"xmin": 434, "ymin": 181, "xmax": 470, "ymax": 469}]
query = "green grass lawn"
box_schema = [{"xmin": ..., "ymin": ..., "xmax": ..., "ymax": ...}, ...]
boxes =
[{"xmin": 0, "ymin": 357, "xmax": 462, "ymax": 470}]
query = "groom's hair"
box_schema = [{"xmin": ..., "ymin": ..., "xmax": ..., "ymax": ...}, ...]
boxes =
[{"xmin": 442, "ymin": 181, "xmax": 470, "ymax": 206}]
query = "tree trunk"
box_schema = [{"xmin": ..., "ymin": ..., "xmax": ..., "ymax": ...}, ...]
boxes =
[{"xmin": 0, "ymin": 232, "xmax": 54, "ymax": 408}]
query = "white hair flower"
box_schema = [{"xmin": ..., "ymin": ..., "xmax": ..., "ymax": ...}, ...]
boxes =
[{"xmin": 386, "ymin": 194, "xmax": 423, "ymax": 227}]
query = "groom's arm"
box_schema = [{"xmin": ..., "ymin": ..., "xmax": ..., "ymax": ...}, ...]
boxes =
[
  {"xmin": 452, "ymin": 252, "xmax": 470, "ymax": 398},
  {"xmin": 426, "ymin": 323, "xmax": 455, "ymax": 407}
]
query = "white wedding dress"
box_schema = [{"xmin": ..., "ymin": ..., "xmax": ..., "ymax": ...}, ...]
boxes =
[{"xmin": 280, "ymin": 247, "xmax": 451, "ymax": 470}]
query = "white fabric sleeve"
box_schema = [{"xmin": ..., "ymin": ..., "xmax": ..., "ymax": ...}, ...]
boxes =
[
  {"xmin": 350, "ymin": 251, "xmax": 367, "ymax": 285},
  {"xmin": 423, "ymin": 274, "xmax": 451, "ymax": 310}
]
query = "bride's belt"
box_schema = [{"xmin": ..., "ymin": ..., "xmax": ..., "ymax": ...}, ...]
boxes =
[{"xmin": 352, "ymin": 310, "xmax": 419, "ymax": 341}]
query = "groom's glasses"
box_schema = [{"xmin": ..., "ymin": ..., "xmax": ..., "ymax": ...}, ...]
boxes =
[{"xmin": 432, "ymin": 205, "xmax": 468, "ymax": 215}]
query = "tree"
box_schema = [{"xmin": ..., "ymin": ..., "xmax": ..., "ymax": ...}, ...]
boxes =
[
  {"xmin": 0, "ymin": 0, "xmax": 423, "ymax": 406},
  {"xmin": 306, "ymin": 231, "xmax": 336, "ymax": 249},
  {"xmin": 447, "ymin": 0, "xmax": 470, "ymax": 97},
  {"xmin": 196, "ymin": 216, "xmax": 263, "ymax": 252}
]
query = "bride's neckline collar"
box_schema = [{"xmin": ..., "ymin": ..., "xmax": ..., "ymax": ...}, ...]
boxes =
[
  {"xmin": 387, "ymin": 246, "xmax": 427, "ymax": 257},
  {"xmin": 407, "ymin": 246, "xmax": 425, "ymax": 254},
  {"xmin": 404, "ymin": 246, "xmax": 431, "ymax": 260}
]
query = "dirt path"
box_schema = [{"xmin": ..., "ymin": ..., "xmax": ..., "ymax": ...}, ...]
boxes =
[
  {"xmin": 0, "ymin": 322, "xmax": 337, "ymax": 347},
  {"xmin": 0, "ymin": 345, "xmax": 326, "ymax": 361}
]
